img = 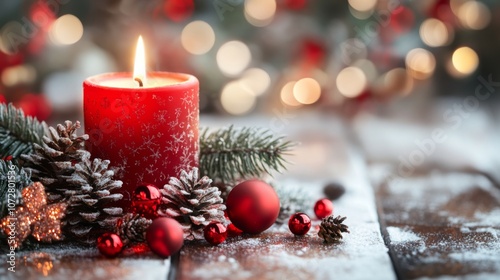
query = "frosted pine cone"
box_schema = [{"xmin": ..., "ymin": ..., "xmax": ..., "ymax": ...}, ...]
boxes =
[
  {"xmin": 318, "ymin": 215, "xmax": 350, "ymax": 243},
  {"xmin": 64, "ymin": 156, "xmax": 123, "ymax": 241},
  {"xmin": 158, "ymin": 168, "xmax": 226, "ymax": 240},
  {"xmin": 21, "ymin": 121, "xmax": 89, "ymax": 201},
  {"xmin": 20, "ymin": 120, "xmax": 123, "ymax": 242},
  {"xmin": 116, "ymin": 213, "xmax": 152, "ymax": 244}
]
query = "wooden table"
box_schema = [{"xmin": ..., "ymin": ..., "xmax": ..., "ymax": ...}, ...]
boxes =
[{"xmin": 1, "ymin": 114, "xmax": 499, "ymax": 280}]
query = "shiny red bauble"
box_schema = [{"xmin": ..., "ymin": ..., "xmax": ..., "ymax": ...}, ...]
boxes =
[
  {"xmin": 226, "ymin": 180, "xmax": 280, "ymax": 234},
  {"xmin": 97, "ymin": 233, "xmax": 123, "ymax": 258},
  {"xmin": 204, "ymin": 222, "xmax": 227, "ymax": 246},
  {"xmin": 288, "ymin": 212, "xmax": 312, "ymax": 236},
  {"xmin": 314, "ymin": 198, "xmax": 334, "ymax": 219},
  {"xmin": 146, "ymin": 218, "xmax": 184, "ymax": 258},
  {"xmin": 131, "ymin": 183, "xmax": 161, "ymax": 219}
]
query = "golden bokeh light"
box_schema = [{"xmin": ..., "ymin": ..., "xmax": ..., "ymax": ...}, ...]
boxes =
[
  {"xmin": 217, "ymin": 41, "xmax": 252, "ymax": 77},
  {"xmin": 336, "ymin": 67, "xmax": 367, "ymax": 98},
  {"xmin": 293, "ymin": 78, "xmax": 321, "ymax": 105},
  {"xmin": 239, "ymin": 68, "xmax": 271, "ymax": 96},
  {"xmin": 348, "ymin": 0, "xmax": 377, "ymax": 12},
  {"xmin": 405, "ymin": 48, "xmax": 436, "ymax": 80},
  {"xmin": 457, "ymin": 1, "xmax": 491, "ymax": 30},
  {"xmin": 49, "ymin": 14, "xmax": 83, "ymax": 45},
  {"xmin": 1, "ymin": 65, "xmax": 37, "ymax": 87},
  {"xmin": 419, "ymin": 18, "xmax": 450, "ymax": 47},
  {"xmin": 281, "ymin": 81, "xmax": 301, "ymax": 107},
  {"xmin": 451, "ymin": 46, "xmax": 479, "ymax": 77},
  {"xmin": 382, "ymin": 68, "xmax": 413, "ymax": 96},
  {"xmin": 220, "ymin": 81, "xmax": 256, "ymax": 115},
  {"xmin": 245, "ymin": 0, "xmax": 276, "ymax": 27},
  {"xmin": 181, "ymin": 21, "xmax": 215, "ymax": 55}
]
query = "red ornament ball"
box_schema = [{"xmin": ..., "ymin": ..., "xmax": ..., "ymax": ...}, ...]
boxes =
[
  {"xmin": 204, "ymin": 222, "xmax": 227, "ymax": 246},
  {"xmin": 227, "ymin": 223, "xmax": 243, "ymax": 237},
  {"xmin": 97, "ymin": 233, "xmax": 123, "ymax": 258},
  {"xmin": 146, "ymin": 218, "xmax": 184, "ymax": 258},
  {"xmin": 288, "ymin": 212, "xmax": 312, "ymax": 236},
  {"xmin": 314, "ymin": 198, "xmax": 334, "ymax": 219},
  {"xmin": 131, "ymin": 183, "xmax": 161, "ymax": 219},
  {"xmin": 226, "ymin": 180, "xmax": 280, "ymax": 234}
]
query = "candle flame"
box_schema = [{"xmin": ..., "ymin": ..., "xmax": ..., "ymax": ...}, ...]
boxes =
[{"xmin": 133, "ymin": 35, "xmax": 146, "ymax": 86}]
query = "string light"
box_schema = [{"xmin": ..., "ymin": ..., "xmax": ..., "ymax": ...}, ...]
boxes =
[
  {"xmin": 49, "ymin": 14, "xmax": 83, "ymax": 45},
  {"xmin": 293, "ymin": 78, "xmax": 321, "ymax": 105}
]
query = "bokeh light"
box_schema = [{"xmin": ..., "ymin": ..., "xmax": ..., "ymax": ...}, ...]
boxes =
[
  {"xmin": 239, "ymin": 68, "xmax": 271, "ymax": 96},
  {"xmin": 281, "ymin": 81, "xmax": 301, "ymax": 107},
  {"xmin": 49, "ymin": 14, "xmax": 83, "ymax": 45},
  {"xmin": 382, "ymin": 68, "xmax": 413, "ymax": 96},
  {"xmin": 217, "ymin": 41, "xmax": 252, "ymax": 77},
  {"xmin": 336, "ymin": 67, "xmax": 367, "ymax": 98},
  {"xmin": 1, "ymin": 65, "xmax": 36, "ymax": 87},
  {"xmin": 293, "ymin": 78, "xmax": 321, "ymax": 105},
  {"xmin": 353, "ymin": 59, "xmax": 378, "ymax": 83},
  {"xmin": 405, "ymin": 48, "xmax": 436, "ymax": 80},
  {"xmin": 348, "ymin": 0, "xmax": 377, "ymax": 19},
  {"xmin": 457, "ymin": 1, "xmax": 491, "ymax": 30},
  {"xmin": 181, "ymin": 21, "xmax": 215, "ymax": 55},
  {"xmin": 451, "ymin": 47, "xmax": 479, "ymax": 77},
  {"xmin": 220, "ymin": 81, "xmax": 256, "ymax": 115},
  {"xmin": 245, "ymin": 0, "xmax": 277, "ymax": 27},
  {"xmin": 419, "ymin": 18, "xmax": 450, "ymax": 47}
]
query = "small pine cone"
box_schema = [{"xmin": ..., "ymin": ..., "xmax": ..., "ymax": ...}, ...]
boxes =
[
  {"xmin": 116, "ymin": 213, "xmax": 152, "ymax": 244},
  {"xmin": 318, "ymin": 215, "xmax": 350, "ymax": 243},
  {"xmin": 21, "ymin": 121, "xmax": 90, "ymax": 201},
  {"xmin": 158, "ymin": 168, "xmax": 226, "ymax": 240}
]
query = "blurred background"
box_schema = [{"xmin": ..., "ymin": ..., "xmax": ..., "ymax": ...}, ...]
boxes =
[{"xmin": 0, "ymin": 0, "xmax": 499, "ymax": 122}]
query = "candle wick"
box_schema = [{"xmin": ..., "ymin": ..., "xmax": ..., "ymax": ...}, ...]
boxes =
[{"xmin": 134, "ymin": 77, "xmax": 144, "ymax": 87}]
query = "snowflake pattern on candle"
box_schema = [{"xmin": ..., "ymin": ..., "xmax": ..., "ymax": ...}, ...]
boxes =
[{"xmin": 84, "ymin": 86, "xmax": 199, "ymax": 202}]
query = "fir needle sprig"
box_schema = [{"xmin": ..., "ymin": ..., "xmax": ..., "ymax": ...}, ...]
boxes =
[
  {"xmin": 0, "ymin": 103, "xmax": 47, "ymax": 158},
  {"xmin": 199, "ymin": 126, "xmax": 295, "ymax": 183}
]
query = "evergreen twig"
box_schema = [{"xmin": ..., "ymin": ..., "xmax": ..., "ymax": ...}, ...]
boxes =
[
  {"xmin": 0, "ymin": 103, "xmax": 47, "ymax": 158},
  {"xmin": 0, "ymin": 159, "xmax": 32, "ymax": 217},
  {"xmin": 199, "ymin": 126, "xmax": 295, "ymax": 183}
]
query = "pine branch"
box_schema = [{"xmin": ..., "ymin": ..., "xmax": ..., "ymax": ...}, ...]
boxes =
[
  {"xmin": 0, "ymin": 103, "xmax": 47, "ymax": 158},
  {"xmin": 0, "ymin": 159, "xmax": 32, "ymax": 217},
  {"xmin": 199, "ymin": 126, "xmax": 295, "ymax": 183}
]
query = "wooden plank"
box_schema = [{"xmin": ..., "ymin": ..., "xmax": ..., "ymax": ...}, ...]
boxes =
[
  {"xmin": 374, "ymin": 169, "xmax": 500, "ymax": 279},
  {"xmin": 0, "ymin": 243, "xmax": 170, "ymax": 280},
  {"xmin": 178, "ymin": 119, "xmax": 395, "ymax": 280}
]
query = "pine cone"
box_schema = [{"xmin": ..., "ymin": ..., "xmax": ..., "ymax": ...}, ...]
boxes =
[
  {"xmin": 21, "ymin": 121, "xmax": 89, "ymax": 200},
  {"xmin": 318, "ymin": 215, "xmax": 350, "ymax": 243},
  {"xmin": 158, "ymin": 168, "xmax": 226, "ymax": 240},
  {"xmin": 20, "ymin": 121, "xmax": 123, "ymax": 242},
  {"xmin": 64, "ymin": 156, "xmax": 123, "ymax": 241},
  {"xmin": 116, "ymin": 213, "xmax": 152, "ymax": 244}
]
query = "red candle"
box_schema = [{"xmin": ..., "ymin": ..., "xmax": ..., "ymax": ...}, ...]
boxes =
[{"xmin": 83, "ymin": 36, "xmax": 199, "ymax": 206}]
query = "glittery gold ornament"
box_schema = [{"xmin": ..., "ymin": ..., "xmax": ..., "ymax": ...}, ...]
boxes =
[{"xmin": 0, "ymin": 182, "xmax": 67, "ymax": 249}]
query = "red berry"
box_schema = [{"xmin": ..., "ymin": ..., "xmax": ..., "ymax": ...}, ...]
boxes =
[
  {"xmin": 204, "ymin": 222, "xmax": 227, "ymax": 245},
  {"xmin": 314, "ymin": 198, "xmax": 333, "ymax": 219},
  {"xmin": 288, "ymin": 212, "xmax": 311, "ymax": 236}
]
